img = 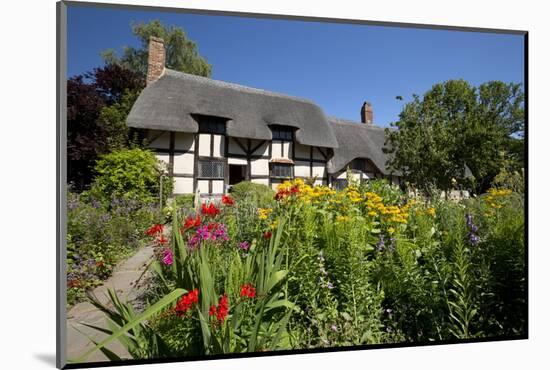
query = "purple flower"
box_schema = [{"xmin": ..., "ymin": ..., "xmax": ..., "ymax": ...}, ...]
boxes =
[
  {"xmin": 162, "ymin": 249, "xmax": 173, "ymax": 266},
  {"xmin": 327, "ymin": 282, "xmax": 334, "ymax": 290},
  {"xmin": 239, "ymin": 241, "xmax": 250, "ymax": 251},
  {"xmin": 376, "ymin": 235, "xmax": 385, "ymax": 252},
  {"xmin": 187, "ymin": 234, "xmax": 201, "ymax": 250},
  {"xmin": 330, "ymin": 324, "xmax": 338, "ymax": 332},
  {"xmin": 196, "ymin": 225, "xmax": 211, "ymax": 240},
  {"xmin": 466, "ymin": 214, "xmax": 480, "ymax": 246}
]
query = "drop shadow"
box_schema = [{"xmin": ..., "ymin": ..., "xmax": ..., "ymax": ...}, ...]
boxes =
[{"xmin": 34, "ymin": 353, "xmax": 57, "ymax": 367}]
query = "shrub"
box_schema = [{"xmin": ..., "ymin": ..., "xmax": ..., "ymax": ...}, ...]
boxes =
[
  {"xmin": 89, "ymin": 148, "xmax": 173, "ymax": 205},
  {"xmin": 230, "ymin": 181, "xmax": 275, "ymax": 208}
]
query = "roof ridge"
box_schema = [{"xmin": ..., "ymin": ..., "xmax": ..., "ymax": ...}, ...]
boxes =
[
  {"xmin": 327, "ymin": 116, "xmax": 388, "ymax": 130},
  {"xmin": 164, "ymin": 69, "xmax": 318, "ymax": 106}
]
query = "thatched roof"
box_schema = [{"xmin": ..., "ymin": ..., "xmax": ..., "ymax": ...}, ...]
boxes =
[
  {"xmin": 127, "ymin": 69, "xmax": 338, "ymax": 148},
  {"xmin": 326, "ymin": 117, "xmax": 399, "ymax": 176}
]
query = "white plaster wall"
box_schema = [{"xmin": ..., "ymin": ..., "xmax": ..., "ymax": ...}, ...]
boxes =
[
  {"xmin": 198, "ymin": 134, "xmax": 211, "ymax": 156},
  {"xmin": 148, "ymin": 131, "xmax": 170, "ymax": 149},
  {"xmin": 251, "ymin": 178, "xmax": 269, "ymax": 186},
  {"xmin": 155, "ymin": 153, "xmax": 170, "ymax": 166},
  {"xmin": 228, "ymin": 138, "xmax": 246, "ymax": 155},
  {"xmin": 282, "ymin": 142, "xmax": 292, "ymax": 159},
  {"xmin": 212, "ymin": 134, "xmax": 224, "ymax": 157},
  {"xmin": 294, "ymin": 161, "xmax": 310, "ymax": 177},
  {"xmin": 173, "ymin": 152, "xmax": 194, "ymax": 174},
  {"xmin": 197, "ymin": 180, "xmax": 209, "ymax": 194},
  {"xmin": 251, "ymin": 140, "xmax": 269, "ymax": 156},
  {"xmin": 271, "ymin": 142, "xmax": 281, "ymax": 158},
  {"xmin": 228, "ymin": 157, "xmax": 247, "ymax": 165},
  {"xmin": 174, "ymin": 132, "xmax": 195, "ymax": 151},
  {"xmin": 251, "ymin": 158, "xmax": 269, "ymax": 176},
  {"xmin": 312, "ymin": 164, "xmax": 326, "ymax": 178},
  {"xmin": 212, "ymin": 180, "xmax": 224, "ymax": 194},
  {"xmin": 173, "ymin": 177, "xmax": 194, "ymax": 194}
]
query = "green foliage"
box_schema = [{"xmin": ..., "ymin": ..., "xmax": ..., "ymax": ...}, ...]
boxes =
[
  {"xmin": 230, "ymin": 181, "xmax": 275, "ymax": 208},
  {"xmin": 102, "ymin": 19, "xmax": 212, "ymax": 78},
  {"xmin": 66, "ymin": 192, "xmax": 161, "ymax": 306},
  {"xmin": 386, "ymin": 79, "xmax": 524, "ymax": 194},
  {"xmin": 97, "ymin": 89, "xmax": 143, "ymax": 150},
  {"xmin": 75, "ymin": 180, "xmax": 525, "ymax": 360},
  {"xmin": 89, "ymin": 148, "xmax": 173, "ymax": 205}
]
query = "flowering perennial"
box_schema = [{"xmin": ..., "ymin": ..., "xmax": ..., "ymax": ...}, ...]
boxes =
[
  {"xmin": 240, "ymin": 283, "xmax": 256, "ymax": 299},
  {"xmin": 221, "ymin": 194, "xmax": 235, "ymax": 206},
  {"xmin": 161, "ymin": 249, "xmax": 173, "ymax": 266},
  {"xmin": 209, "ymin": 294, "xmax": 229, "ymax": 323},
  {"xmin": 201, "ymin": 202, "xmax": 221, "ymax": 217},
  {"xmin": 175, "ymin": 289, "xmax": 199, "ymax": 317},
  {"xmin": 188, "ymin": 222, "xmax": 230, "ymax": 249},
  {"xmin": 182, "ymin": 214, "xmax": 201, "ymax": 231},
  {"xmin": 145, "ymin": 224, "xmax": 163, "ymax": 236}
]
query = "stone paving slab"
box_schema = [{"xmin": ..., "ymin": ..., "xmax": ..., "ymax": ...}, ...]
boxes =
[{"xmin": 66, "ymin": 244, "xmax": 155, "ymax": 363}]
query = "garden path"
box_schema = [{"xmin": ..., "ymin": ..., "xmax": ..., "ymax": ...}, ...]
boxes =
[{"xmin": 66, "ymin": 244, "xmax": 155, "ymax": 363}]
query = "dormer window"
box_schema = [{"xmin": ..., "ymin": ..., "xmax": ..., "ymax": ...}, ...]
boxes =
[
  {"xmin": 195, "ymin": 115, "xmax": 227, "ymax": 135},
  {"xmin": 270, "ymin": 125, "xmax": 294, "ymax": 141}
]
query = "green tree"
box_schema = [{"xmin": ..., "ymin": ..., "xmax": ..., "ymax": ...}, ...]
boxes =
[
  {"xmin": 385, "ymin": 80, "xmax": 524, "ymax": 195},
  {"xmin": 102, "ymin": 19, "xmax": 212, "ymax": 78}
]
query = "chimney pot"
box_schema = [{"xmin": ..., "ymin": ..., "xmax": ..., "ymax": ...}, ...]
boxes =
[
  {"xmin": 146, "ymin": 36, "xmax": 166, "ymax": 85},
  {"xmin": 360, "ymin": 101, "xmax": 373, "ymax": 124}
]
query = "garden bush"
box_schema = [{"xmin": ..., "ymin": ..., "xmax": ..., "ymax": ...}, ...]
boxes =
[
  {"xmin": 229, "ymin": 181, "xmax": 275, "ymax": 208},
  {"xmin": 76, "ymin": 179, "xmax": 525, "ymax": 362},
  {"xmin": 89, "ymin": 148, "xmax": 173, "ymax": 206}
]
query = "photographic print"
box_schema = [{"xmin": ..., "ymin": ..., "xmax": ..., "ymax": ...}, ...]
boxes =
[{"xmin": 58, "ymin": 1, "xmax": 527, "ymax": 368}]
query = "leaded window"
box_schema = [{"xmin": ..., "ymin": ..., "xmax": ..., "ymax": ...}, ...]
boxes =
[
  {"xmin": 270, "ymin": 163, "xmax": 293, "ymax": 178},
  {"xmin": 198, "ymin": 160, "xmax": 224, "ymax": 179}
]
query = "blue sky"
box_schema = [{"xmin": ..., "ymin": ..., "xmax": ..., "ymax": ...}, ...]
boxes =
[{"xmin": 67, "ymin": 4, "xmax": 524, "ymax": 127}]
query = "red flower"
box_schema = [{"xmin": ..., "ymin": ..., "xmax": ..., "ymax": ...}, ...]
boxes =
[
  {"xmin": 209, "ymin": 304, "xmax": 217, "ymax": 317},
  {"xmin": 175, "ymin": 288, "xmax": 200, "ymax": 317},
  {"xmin": 209, "ymin": 294, "xmax": 229, "ymax": 324},
  {"xmin": 222, "ymin": 194, "xmax": 235, "ymax": 206},
  {"xmin": 157, "ymin": 235, "xmax": 169, "ymax": 245},
  {"xmin": 201, "ymin": 202, "xmax": 220, "ymax": 217},
  {"xmin": 263, "ymin": 231, "xmax": 272, "ymax": 240},
  {"xmin": 183, "ymin": 214, "xmax": 201, "ymax": 231},
  {"xmin": 240, "ymin": 283, "xmax": 256, "ymax": 299},
  {"xmin": 145, "ymin": 224, "xmax": 163, "ymax": 236},
  {"xmin": 290, "ymin": 185, "xmax": 300, "ymax": 194}
]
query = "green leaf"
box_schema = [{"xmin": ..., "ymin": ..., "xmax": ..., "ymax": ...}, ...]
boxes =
[{"xmin": 74, "ymin": 288, "xmax": 185, "ymax": 362}]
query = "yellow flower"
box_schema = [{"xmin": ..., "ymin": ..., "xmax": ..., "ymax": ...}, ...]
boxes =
[
  {"xmin": 336, "ymin": 215, "xmax": 350, "ymax": 223},
  {"xmin": 258, "ymin": 208, "xmax": 273, "ymax": 220},
  {"xmin": 388, "ymin": 227, "xmax": 395, "ymax": 234},
  {"xmin": 426, "ymin": 207, "xmax": 436, "ymax": 217},
  {"xmin": 368, "ymin": 211, "xmax": 377, "ymax": 217},
  {"xmin": 269, "ymin": 220, "xmax": 278, "ymax": 229}
]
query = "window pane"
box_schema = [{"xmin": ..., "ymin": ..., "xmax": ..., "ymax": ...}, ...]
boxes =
[
  {"xmin": 271, "ymin": 164, "xmax": 292, "ymax": 178},
  {"xmin": 199, "ymin": 161, "xmax": 224, "ymax": 178}
]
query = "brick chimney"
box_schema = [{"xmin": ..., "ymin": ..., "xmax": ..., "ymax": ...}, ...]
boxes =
[
  {"xmin": 360, "ymin": 101, "xmax": 373, "ymax": 124},
  {"xmin": 146, "ymin": 36, "xmax": 166, "ymax": 85}
]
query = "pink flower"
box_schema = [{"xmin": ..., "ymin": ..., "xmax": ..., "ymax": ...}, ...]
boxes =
[{"xmin": 162, "ymin": 249, "xmax": 173, "ymax": 266}]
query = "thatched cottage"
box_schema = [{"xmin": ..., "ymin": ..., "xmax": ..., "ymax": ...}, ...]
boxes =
[{"xmin": 127, "ymin": 37, "xmax": 401, "ymax": 196}]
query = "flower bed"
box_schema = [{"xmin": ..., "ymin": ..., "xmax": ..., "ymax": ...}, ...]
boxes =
[{"xmin": 76, "ymin": 179, "xmax": 525, "ymax": 361}]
